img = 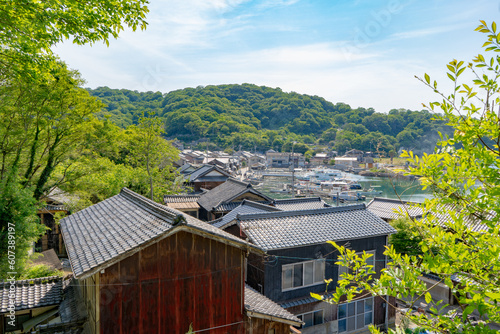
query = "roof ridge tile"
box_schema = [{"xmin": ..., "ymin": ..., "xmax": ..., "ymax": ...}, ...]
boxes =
[{"xmin": 238, "ymin": 203, "xmax": 366, "ymax": 221}]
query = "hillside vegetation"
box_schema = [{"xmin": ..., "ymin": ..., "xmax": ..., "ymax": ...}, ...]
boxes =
[{"xmin": 88, "ymin": 84, "xmax": 453, "ymax": 155}]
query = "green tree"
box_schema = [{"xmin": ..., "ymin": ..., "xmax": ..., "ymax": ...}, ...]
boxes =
[
  {"xmin": 388, "ymin": 217, "xmax": 423, "ymax": 257},
  {"xmin": 0, "ymin": 0, "xmax": 148, "ymax": 77},
  {"xmin": 313, "ymin": 21, "xmax": 500, "ymax": 333},
  {"xmin": 128, "ymin": 113, "xmax": 180, "ymax": 201}
]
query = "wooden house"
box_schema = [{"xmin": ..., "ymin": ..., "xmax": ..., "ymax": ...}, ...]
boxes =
[
  {"xmin": 182, "ymin": 164, "xmax": 232, "ymax": 192},
  {"xmin": 60, "ymin": 188, "xmax": 300, "ymax": 334},
  {"xmin": 36, "ymin": 187, "xmax": 79, "ymax": 256},
  {"xmin": 219, "ymin": 204, "xmax": 397, "ymax": 333},
  {"xmin": 197, "ymin": 178, "xmax": 274, "ymax": 221},
  {"xmin": 0, "ymin": 276, "xmax": 86, "ymax": 333}
]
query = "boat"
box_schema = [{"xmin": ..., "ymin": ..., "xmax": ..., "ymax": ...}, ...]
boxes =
[
  {"xmin": 358, "ymin": 187, "xmax": 383, "ymax": 196},
  {"xmin": 349, "ymin": 182, "xmax": 363, "ymax": 190},
  {"xmin": 312, "ymin": 168, "xmax": 343, "ymax": 181},
  {"xmin": 331, "ymin": 191, "xmax": 366, "ymax": 201}
]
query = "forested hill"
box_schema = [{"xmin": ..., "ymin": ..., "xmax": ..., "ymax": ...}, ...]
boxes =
[{"xmin": 87, "ymin": 84, "xmax": 452, "ymax": 155}]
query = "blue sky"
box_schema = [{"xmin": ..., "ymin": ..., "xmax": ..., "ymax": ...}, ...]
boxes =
[{"xmin": 55, "ymin": 0, "xmax": 498, "ymax": 113}]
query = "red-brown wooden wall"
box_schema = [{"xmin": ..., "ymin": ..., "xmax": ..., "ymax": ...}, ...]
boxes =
[{"xmin": 99, "ymin": 231, "xmax": 244, "ymax": 334}]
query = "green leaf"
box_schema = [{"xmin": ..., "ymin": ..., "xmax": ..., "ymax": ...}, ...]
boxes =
[
  {"xmin": 424, "ymin": 73, "xmax": 430, "ymax": 84},
  {"xmin": 425, "ymin": 292, "xmax": 432, "ymax": 304}
]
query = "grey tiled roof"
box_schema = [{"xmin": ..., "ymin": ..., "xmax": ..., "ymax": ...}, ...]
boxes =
[
  {"xmin": 280, "ymin": 295, "xmax": 321, "ymax": 309},
  {"xmin": 366, "ymin": 197, "xmax": 423, "ymax": 220},
  {"xmin": 429, "ymin": 205, "xmax": 494, "ymax": 233},
  {"xmin": 0, "ymin": 276, "xmax": 63, "ymax": 313},
  {"xmin": 367, "ymin": 197, "xmax": 493, "ymax": 233},
  {"xmin": 211, "ymin": 200, "xmax": 281, "ymax": 229},
  {"xmin": 60, "ymin": 188, "xmax": 260, "ymax": 279},
  {"xmin": 163, "ymin": 194, "xmax": 202, "ymax": 204},
  {"xmin": 198, "ymin": 178, "xmax": 273, "ymax": 211},
  {"xmin": 239, "ymin": 204, "xmax": 396, "ymax": 251},
  {"xmin": 244, "ymin": 284, "xmax": 302, "ymax": 324},
  {"xmin": 184, "ymin": 164, "xmax": 231, "ymax": 182},
  {"xmin": 212, "ymin": 200, "xmax": 272, "ymax": 212},
  {"xmin": 274, "ymin": 197, "xmax": 331, "ymax": 211}
]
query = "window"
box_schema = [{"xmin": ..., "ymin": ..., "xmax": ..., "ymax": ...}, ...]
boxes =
[
  {"xmin": 338, "ymin": 297, "xmax": 373, "ymax": 332},
  {"xmin": 297, "ymin": 309, "xmax": 323, "ymax": 328},
  {"xmin": 338, "ymin": 250, "xmax": 375, "ymax": 279},
  {"xmin": 4, "ymin": 313, "xmax": 31, "ymax": 332},
  {"xmin": 282, "ymin": 259, "xmax": 325, "ymax": 291}
]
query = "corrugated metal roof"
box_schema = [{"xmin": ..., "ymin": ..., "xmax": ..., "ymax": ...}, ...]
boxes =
[
  {"xmin": 245, "ymin": 284, "xmax": 302, "ymax": 324},
  {"xmin": 239, "ymin": 204, "xmax": 396, "ymax": 251}
]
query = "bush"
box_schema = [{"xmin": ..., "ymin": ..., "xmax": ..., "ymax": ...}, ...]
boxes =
[{"xmin": 21, "ymin": 264, "xmax": 63, "ymax": 279}]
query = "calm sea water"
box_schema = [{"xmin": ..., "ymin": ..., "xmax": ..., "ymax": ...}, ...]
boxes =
[{"xmin": 254, "ymin": 172, "xmax": 432, "ymax": 205}]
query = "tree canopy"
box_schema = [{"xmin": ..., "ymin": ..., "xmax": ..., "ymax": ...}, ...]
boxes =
[
  {"xmin": 88, "ymin": 84, "xmax": 453, "ymax": 156},
  {"xmin": 313, "ymin": 21, "xmax": 500, "ymax": 334}
]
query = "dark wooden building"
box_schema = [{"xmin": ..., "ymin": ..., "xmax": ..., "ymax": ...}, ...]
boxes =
[
  {"xmin": 60, "ymin": 188, "xmax": 300, "ymax": 334},
  {"xmin": 35, "ymin": 187, "xmax": 78, "ymax": 256},
  {"xmin": 182, "ymin": 164, "xmax": 232, "ymax": 192},
  {"xmin": 221, "ymin": 204, "xmax": 397, "ymax": 333}
]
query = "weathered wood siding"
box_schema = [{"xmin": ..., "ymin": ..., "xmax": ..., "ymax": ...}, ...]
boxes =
[
  {"xmin": 99, "ymin": 231, "xmax": 244, "ymax": 334},
  {"xmin": 245, "ymin": 317, "xmax": 290, "ymax": 334}
]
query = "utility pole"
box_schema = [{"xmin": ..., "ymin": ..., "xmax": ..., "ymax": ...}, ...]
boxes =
[{"xmin": 291, "ymin": 143, "xmax": 294, "ymax": 196}]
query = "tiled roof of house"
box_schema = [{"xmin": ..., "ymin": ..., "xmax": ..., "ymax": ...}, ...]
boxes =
[
  {"xmin": 31, "ymin": 249, "xmax": 63, "ymax": 271},
  {"xmin": 211, "ymin": 200, "xmax": 281, "ymax": 229},
  {"xmin": 184, "ymin": 164, "xmax": 231, "ymax": 182},
  {"xmin": 367, "ymin": 197, "xmax": 493, "ymax": 233},
  {"xmin": 366, "ymin": 197, "xmax": 423, "ymax": 220},
  {"xmin": 238, "ymin": 204, "xmax": 396, "ymax": 251},
  {"xmin": 178, "ymin": 163, "xmax": 195, "ymax": 174},
  {"xmin": 0, "ymin": 276, "xmax": 63, "ymax": 313},
  {"xmin": 273, "ymin": 197, "xmax": 331, "ymax": 211},
  {"xmin": 429, "ymin": 205, "xmax": 494, "ymax": 233},
  {"xmin": 198, "ymin": 178, "xmax": 272, "ymax": 211},
  {"xmin": 212, "ymin": 200, "xmax": 272, "ymax": 212},
  {"xmin": 164, "ymin": 194, "xmax": 202, "ymax": 204},
  {"xmin": 244, "ymin": 284, "xmax": 302, "ymax": 325},
  {"xmin": 60, "ymin": 188, "xmax": 261, "ymax": 279}
]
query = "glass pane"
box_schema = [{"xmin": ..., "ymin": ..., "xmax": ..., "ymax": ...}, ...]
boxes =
[
  {"xmin": 357, "ymin": 314, "xmax": 364, "ymax": 329},
  {"xmin": 303, "ymin": 313, "xmax": 313, "ymax": 328},
  {"xmin": 367, "ymin": 252, "xmax": 375, "ymax": 268},
  {"xmin": 365, "ymin": 298, "xmax": 373, "ymax": 312},
  {"xmin": 282, "ymin": 267, "xmax": 293, "ymax": 290},
  {"xmin": 293, "ymin": 263, "xmax": 303, "ymax": 287},
  {"xmin": 304, "ymin": 262, "xmax": 314, "ymax": 285},
  {"xmin": 348, "ymin": 302, "xmax": 356, "ymax": 317},
  {"xmin": 314, "ymin": 310, "xmax": 323, "ymax": 325},
  {"xmin": 315, "ymin": 259, "xmax": 325, "ymax": 283},
  {"xmin": 347, "ymin": 316, "xmax": 356, "ymax": 331},
  {"xmin": 365, "ymin": 311, "xmax": 372, "ymax": 326},
  {"xmin": 356, "ymin": 300, "xmax": 364, "ymax": 314},
  {"xmin": 338, "ymin": 319, "xmax": 346, "ymax": 332},
  {"xmin": 338, "ymin": 304, "xmax": 347, "ymax": 319}
]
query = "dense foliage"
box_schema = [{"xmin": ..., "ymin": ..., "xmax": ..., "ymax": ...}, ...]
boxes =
[
  {"xmin": 314, "ymin": 21, "xmax": 500, "ymax": 333},
  {"xmin": 88, "ymin": 84, "xmax": 453, "ymax": 156}
]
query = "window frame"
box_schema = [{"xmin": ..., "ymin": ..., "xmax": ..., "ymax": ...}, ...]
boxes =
[
  {"xmin": 338, "ymin": 250, "xmax": 375, "ymax": 280},
  {"xmin": 337, "ymin": 296, "xmax": 374, "ymax": 333},
  {"xmin": 296, "ymin": 309, "xmax": 324, "ymax": 328},
  {"xmin": 282, "ymin": 259, "xmax": 325, "ymax": 291}
]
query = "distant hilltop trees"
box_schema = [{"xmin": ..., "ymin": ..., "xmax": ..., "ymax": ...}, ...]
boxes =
[{"xmin": 87, "ymin": 84, "xmax": 453, "ymax": 156}]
